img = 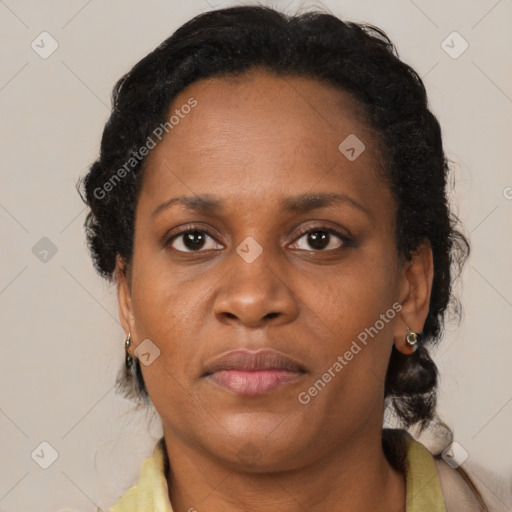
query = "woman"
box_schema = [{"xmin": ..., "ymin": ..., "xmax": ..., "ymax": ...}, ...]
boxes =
[{"xmin": 80, "ymin": 5, "xmax": 492, "ymax": 511}]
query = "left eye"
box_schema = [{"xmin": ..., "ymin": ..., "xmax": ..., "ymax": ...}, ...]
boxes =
[{"xmin": 290, "ymin": 228, "xmax": 347, "ymax": 251}]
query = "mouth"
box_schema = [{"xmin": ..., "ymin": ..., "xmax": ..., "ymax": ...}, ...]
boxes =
[{"xmin": 202, "ymin": 348, "xmax": 307, "ymax": 396}]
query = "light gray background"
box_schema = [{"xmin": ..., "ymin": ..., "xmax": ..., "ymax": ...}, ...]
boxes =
[{"xmin": 1, "ymin": 0, "xmax": 511, "ymax": 511}]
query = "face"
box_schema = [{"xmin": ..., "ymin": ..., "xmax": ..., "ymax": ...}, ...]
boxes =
[{"xmin": 118, "ymin": 69, "xmax": 431, "ymax": 471}]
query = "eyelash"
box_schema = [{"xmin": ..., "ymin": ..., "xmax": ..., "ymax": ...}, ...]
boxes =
[{"xmin": 165, "ymin": 223, "xmax": 353, "ymax": 252}]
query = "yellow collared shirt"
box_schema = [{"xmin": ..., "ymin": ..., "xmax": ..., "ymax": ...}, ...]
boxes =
[{"xmin": 105, "ymin": 430, "xmax": 447, "ymax": 511}]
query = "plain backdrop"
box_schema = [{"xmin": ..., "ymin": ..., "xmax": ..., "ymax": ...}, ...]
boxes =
[{"xmin": 1, "ymin": 0, "xmax": 511, "ymax": 510}]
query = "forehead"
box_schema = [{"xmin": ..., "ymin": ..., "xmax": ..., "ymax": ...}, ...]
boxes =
[{"xmin": 140, "ymin": 69, "xmax": 387, "ymax": 212}]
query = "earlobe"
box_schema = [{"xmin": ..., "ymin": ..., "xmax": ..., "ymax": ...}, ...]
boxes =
[
  {"xmin": 115, "ymin": 254, "xmax": 135, "ymax": 338},
  {"xmin": 393, "ymin": 241, "xmax": 434, "ymax": 355},
  {"xmin": 393, "ymin": 325, "xmax": 422, "ymax": 356}
]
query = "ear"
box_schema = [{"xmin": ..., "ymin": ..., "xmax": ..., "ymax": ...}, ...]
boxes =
[
  {"xmin": 115, "ymin": 254, "xmax": 136, "ymax": 354},
  {"xmin": 393, "ymin": 241, "xmax": 434, "ymax": 355}
]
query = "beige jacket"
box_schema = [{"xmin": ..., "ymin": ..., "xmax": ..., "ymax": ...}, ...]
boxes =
[{"xmin": 435, "ymin": 458, "xmax": 511, "ymax": 511}]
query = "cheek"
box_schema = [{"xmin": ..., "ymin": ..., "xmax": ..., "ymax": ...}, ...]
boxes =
[
  {"xmin": 318, "ymin": 248, "xmax": 398, "ymax": 338},
  {"xmin": 307, "ymin": 246, "xmax": 399, "ymax": 391},
  {"xmin": 301, "ymin": 294, "xmax": 396, "ymax": 434},
  {"xmin": 128, "ymin": 239, "xmax": 204, "ymax": 395},
  {"xmin": 130, "ymin": 231, "xmax": 204, "ymax": 336},
  {"xmin": 130, "ymin": 266, "xmax": 205, "ymax": 372},
  {"xmin": 130, "ymin": 261, "xmax": 207, "ymax": 429}
]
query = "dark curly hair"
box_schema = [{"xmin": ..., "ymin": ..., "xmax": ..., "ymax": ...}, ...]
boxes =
[{"xmin": 80, "ymin": 6, "xmax": 470, "ymax": 438}]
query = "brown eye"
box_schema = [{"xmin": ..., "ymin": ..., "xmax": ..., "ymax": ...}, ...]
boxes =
[
  {"xmin": 289, "ymin": 226, "xmax": 351, "ymax": 251},
  {"xmin": 167, "ymin": 229, "xmax": 223, "ymax": 252}
]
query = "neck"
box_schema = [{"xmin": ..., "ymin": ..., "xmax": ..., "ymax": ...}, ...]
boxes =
[{"xmin": 163, "ymin": 426, "xmax": 406, "ymax": 512}]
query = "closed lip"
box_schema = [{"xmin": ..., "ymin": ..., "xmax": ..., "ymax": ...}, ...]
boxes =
[{"xmin": 202, "ymin": 348, "xmax": 306, "ymax": 376}]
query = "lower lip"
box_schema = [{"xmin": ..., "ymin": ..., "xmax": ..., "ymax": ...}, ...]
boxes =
[{"xmin": 206, "ymin": 369, "xmax": 305, "ymax": 396}]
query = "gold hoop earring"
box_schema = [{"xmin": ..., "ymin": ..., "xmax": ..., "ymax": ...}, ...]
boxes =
[
  {"xmin": 125, "ymin": 333, "xmax": 134, "ymax": 369},
  {"xmin": 405, "ymin": 328, "xmax": 420, "ymax": 351}
]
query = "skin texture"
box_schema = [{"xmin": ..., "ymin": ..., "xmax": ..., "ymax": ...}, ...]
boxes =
[{"xmin": 117, "ymin": 69, "xmax": 434, "ymax": 512}]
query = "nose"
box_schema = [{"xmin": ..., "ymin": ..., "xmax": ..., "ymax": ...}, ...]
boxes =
[{"xmin": 213, "ymin": 245, "xmax": 299, "ymax": 328}]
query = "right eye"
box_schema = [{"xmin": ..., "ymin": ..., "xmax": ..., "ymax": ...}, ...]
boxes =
[{"xmin": 166, "ymin": 227, "xmax": 224, "ymax": 252}]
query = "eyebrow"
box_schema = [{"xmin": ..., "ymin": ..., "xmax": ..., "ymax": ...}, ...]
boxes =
[{"xmin": 151, "ymin": 192, "xmax": 371, "ymax": 218}]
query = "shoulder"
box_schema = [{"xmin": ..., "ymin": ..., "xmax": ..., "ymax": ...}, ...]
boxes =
[
  {"xmin": 106, "ymin": 437, "xmax": 172, "ymax": 512},
  {"xmin": 384, "ymin": 428, "xmax": 490, "ymax": 511},
  {"xmin": 435, "ymin": 457, "xmax": 512, "ymax": 512},
  {"xmin": 434, "ymin": 458, "xmax": 484, "ymax": 512}
]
